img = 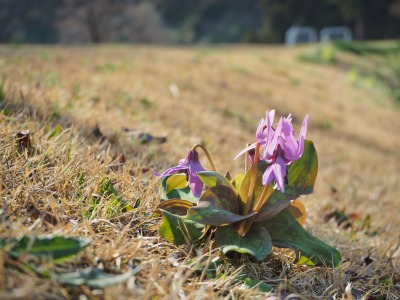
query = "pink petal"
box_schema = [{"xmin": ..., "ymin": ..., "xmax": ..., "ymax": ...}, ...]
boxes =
[
  {"xmin": 266, "ymin": 117, "xmax": 282, "ymax": 159},
  {"xmin": 262, "ymin": 166, "xmax": 275, "ymax": 186},
  {"xmin": 296, "ymin": 115, "xmax": 309, "ymax": 158},
  {"xmin": 188, "ymin": 150, "xmax": 206, "ymax": 197},
  {"xmin": 267, "ymin": 110, "xmax": 275, "ymax": 127},
  {"xmin": 280, "ymin": 117, "xmax": 299, "ymax": 161},
  {"xmin": 256, "ymin": 118, "xmax": 265, "ymax": 143},
  {"xmin": 234, "ymin": 142, "xmax": 257, "ymax": 160},
  {"xmin": 273, "ymin": 153, "xmax": 287, "ymax": 192}
]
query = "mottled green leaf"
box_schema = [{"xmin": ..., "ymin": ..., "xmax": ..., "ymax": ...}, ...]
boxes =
[
  {"xmin": 159, "ymin": 209, "xmax": 206, "ymax": 245},
  {"xmin": 0, "ymin": 235, "xmax": 90, "ymax": 261},
  {"xmin": 56, "ymin": 267, "xmax": 140, "ymax": 288},
  {"xmin": 287, "ymin": 140, "xmax": 318, "ymax": 193},
  {"xmin": 197, "ymin": 171, "xmax": 237, "ymax": 194},
  {"xmin": 166, "ymin": 174, "xmax": 187, "ymax": 194},
  {"xmin": 160, "ymin": 175, "xmax": 198, "ymax": 204},
  {"xmin": 253, "ymin": 196, "xmax": 292, "ymax": 222},
  {"xmin": 255, "ymin": 140, "xmax": 318, "ymax": 222},
  {"xmin": 259, "ymin": 209, "xmax": 341, "ymax": 267},
  {"xmin": 215, "ymin": 225, "xmax": 272, "ymax": 262},
  {"xmin": 187, "ymin": 186, "xmax": 255, "ymax": 226}
]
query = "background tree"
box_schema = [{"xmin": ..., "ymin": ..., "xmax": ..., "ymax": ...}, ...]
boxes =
[
  {"xmin": 153, "ymin": 0, "xmax": 262, "ymax": 43},
  {"xmin": 57, "ymin": 0, "xmax": 177, "ymax": 43},
  {"xmin": 0, "ymin": 0, "xmax": 61, "ymax": 43},
  {"xmin": 328, "ymin": 0, "xmax": 400, "ymax": 40}
]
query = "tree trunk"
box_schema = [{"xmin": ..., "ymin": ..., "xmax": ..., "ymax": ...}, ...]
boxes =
[
  {"xmin": 354, "ymin": 15, "xmax": 364, "ymax": 40},
  {"xmin": 86, "ymin": 6, "xmax": 101, "ymax": 43}
]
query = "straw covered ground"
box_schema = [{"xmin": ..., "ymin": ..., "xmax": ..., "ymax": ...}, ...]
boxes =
[{"xmin": 0, "ymin": 43, "xmax": 399, "ymax": 299}]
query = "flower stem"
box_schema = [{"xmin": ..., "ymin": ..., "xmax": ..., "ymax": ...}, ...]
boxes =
[
  {"xmin": 244, "ymin": 143, "xmax": 250, "ymax": 173},
  {"xmin": 244, "ymin": 143, "xmax": 260, "ymax": 215},
  {"xmin": 192, "ymin": 144, "xmax": 216, "ymax": 171},
  {"xmin": 237, "ymin": 143, "xmax": 260, "ymax": 237},
  {"xmin": 253, "ymin": 184, "xmax": 274, "ymax": 212}
]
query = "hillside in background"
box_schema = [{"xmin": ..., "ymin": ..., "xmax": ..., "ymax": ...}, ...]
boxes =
[{"xmin": 0, "ymin": 42, "xmax": 399, "ymax": 298}]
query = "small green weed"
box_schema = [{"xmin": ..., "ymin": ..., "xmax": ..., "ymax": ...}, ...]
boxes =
[
  {"xmin": 88, "ymin": 178, "xmax": 134, "ymax": 218},
  {"xmin": 298, "ymin": 44, "xmax": 337, "ymax": 65},
  {"xmin": 221, "ymin": 108, "xmax": 249, "ymax": 126},
  {"xmin": 45, "ymin": 72, "xmax": 60, "ymax": 88},
  {"xmin": 139, "ymin": 97, "xmax": 155, "ymax": 109},
  {"xmin": 346, "ymin": 69, "xmax": 378, "ymax": 90},
  {"xmin": 95, "ymin": 63, "xmax": 117, "ymax": 72}
]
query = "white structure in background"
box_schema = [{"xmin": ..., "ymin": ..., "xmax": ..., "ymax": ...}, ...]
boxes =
[
  {"xmin": 285, "ymin": 26, "xmax": 318, "ymax": 46},
  {"xmin": 320, "ymin": 26, "xmax": 352, "ymax": 42}
]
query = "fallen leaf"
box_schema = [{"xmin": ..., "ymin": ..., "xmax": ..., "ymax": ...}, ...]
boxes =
[
  {"xmin": 91, "ymin": 124, "xmax": 106, "ymax": 142},
  {"xmin": 15, "ymin": 130, "xmax": 37, "ymax": 156},
  {"xmin": 123, "ymin": 127, "xmax": 167, "ymax": 144}
]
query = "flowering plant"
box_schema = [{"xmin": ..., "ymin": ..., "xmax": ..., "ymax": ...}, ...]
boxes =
[{"xmin": 155, "ymin": 110, "xmax": 341, "ymax": 265}]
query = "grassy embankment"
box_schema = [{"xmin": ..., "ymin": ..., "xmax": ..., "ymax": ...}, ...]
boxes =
[{"xmin": 0, "ymin": 42, "xmax": 399, "ymax": 299}]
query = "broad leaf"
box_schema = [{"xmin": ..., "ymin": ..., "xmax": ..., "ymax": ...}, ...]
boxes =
[
  {"xmin": 156, "ymin": 199, "xmax": 193, "ymax": 216},
  {"xmin": 197, "ymin": 171, "xmax": 237, "ymax": 193},
  {"xmin": 254, "ymin": 140, "xmax": 318, "ymax": 222},
  {"xmin": 286, "ymin": 140, "xmax": 318, "ymax": 194},
  {"xmin": 187, "ymin": 186, "xmax": 255, "ymax": 226},
  {"xmin": 160, "ymin": 175, "xmax": 198, "ymax": 204},
  {"xmin": 166, "ymin": 174, "xmax": 187, "ymax": 194},
  {"xmin": 0, "ymin": 235, "xmax": 90, "ymax": 261},
  {"xmin": 259, "ymin": 209, "xmax": 341, "ymax": 267},
  {"xmin": 253, "ymin": 195, "xmax": 292, "ymax": 222},
  {"xmin": 159, "ymin": 209, "xmax": 206, "ymax": 245},
  {"xmin": 56, "ymin": 267, "xmax": 140, "ymax": 288},
  {"xmin": 215, "ymin": 225, "xmax": 272, "ymax": 262}
]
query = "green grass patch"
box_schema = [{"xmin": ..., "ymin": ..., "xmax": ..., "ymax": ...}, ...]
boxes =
[
  {"xmin": 334, "ymin": 40, "xmax": 400, "ymax": 56},
  {"xmin": 298, "ymin": 44, "xmax": 337, "ymax": 65}
]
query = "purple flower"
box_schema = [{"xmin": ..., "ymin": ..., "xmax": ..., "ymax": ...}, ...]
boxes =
[
  {"xmin": 236, "ymin": 110, "xmax": 309, "ymax": 192},
  {"xmin": 261, "ymin": 114, "xmax": 309, "ymax": 192},
  {"xmin": 234, "ymin": 110, "xmax": 276, "ymax": 160},
  {"xmin": 155, "ymin": 149, "xmax": 206, "ymax": 197}
]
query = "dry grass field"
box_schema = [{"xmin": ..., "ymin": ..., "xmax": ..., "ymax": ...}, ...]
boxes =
[{"xmin": 0, "ymin": 43, "xmax": 399, "ymax": 299}]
